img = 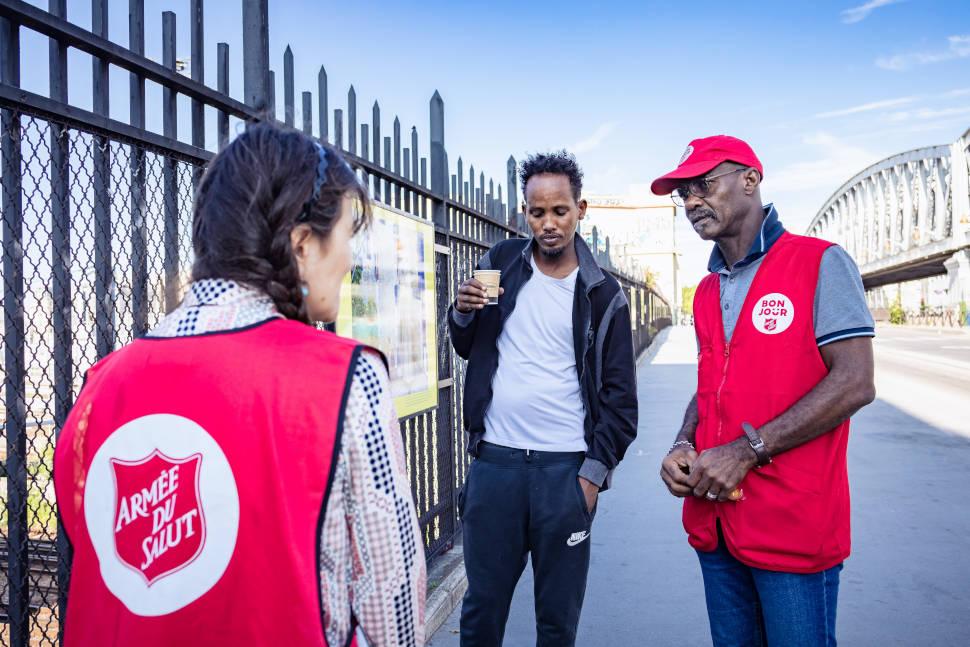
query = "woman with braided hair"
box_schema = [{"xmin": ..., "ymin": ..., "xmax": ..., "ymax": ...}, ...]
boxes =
[{"xmin": 54, "ymin": 122, "xmax": 426, "ymax": 647}]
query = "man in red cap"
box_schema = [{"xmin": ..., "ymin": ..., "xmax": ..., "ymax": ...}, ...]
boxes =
[{"xmin": 653, "ymin": 135, "xmax": 876, "ymax": 646}]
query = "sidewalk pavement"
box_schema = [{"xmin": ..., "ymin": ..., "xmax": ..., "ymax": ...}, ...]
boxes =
[
  {"xmin": 428, "ymin": 324, "xmax": 970, "ymax": 645},
  {"xmin": 428, "ymin": 325, "xmax": 711, "ymax": 645},
  {"xmin": 876, "ymin": 322, "xmax": 970, "ymax": 335}
]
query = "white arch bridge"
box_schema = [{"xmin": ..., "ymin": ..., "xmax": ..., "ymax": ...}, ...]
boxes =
[{"xmin": 807, "ymin": 128, "xmax": 970, "ymax": 308}]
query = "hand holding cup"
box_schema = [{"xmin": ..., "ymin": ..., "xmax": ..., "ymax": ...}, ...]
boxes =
[{"xmin": 456, "ymin": 271, "xmax": 503, "ymax": 313}]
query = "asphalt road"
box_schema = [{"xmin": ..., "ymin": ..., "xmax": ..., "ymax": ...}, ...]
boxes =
[{"xmin": 429, "ymin": 325, "xmax": 970, "ymax": 646}]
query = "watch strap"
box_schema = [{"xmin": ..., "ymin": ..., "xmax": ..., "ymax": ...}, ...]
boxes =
[{"xmin": 741, "ymin": 422, "xmax": 771, "ymax": 467}]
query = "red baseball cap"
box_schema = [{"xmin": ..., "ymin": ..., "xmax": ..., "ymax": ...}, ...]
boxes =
[{"xmin": 650, "ymin": 135, "xmax": 763, "ymax": 196}]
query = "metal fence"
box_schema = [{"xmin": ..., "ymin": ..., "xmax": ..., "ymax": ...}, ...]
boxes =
[{"xmin": 0, "ymin": 0, "xmax": 670, "ymax": 644}]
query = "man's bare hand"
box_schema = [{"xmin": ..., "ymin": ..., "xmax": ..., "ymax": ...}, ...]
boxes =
[
  {"xmin": 455, "ymin": 278, "xmax": 504, "ymax": 314},
  {"xmin": 686, "ymin": 439, "xmax": 756, "ymax": 502},
  {"xmin": 660, "ymin": 447, "xmax": 697, "ymax": 497},
  {"xmin": 578, "ymin": 477, "xmax": 599, "ymax": 513}
]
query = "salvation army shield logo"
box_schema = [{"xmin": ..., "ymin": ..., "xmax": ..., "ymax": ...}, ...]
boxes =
[
  {"xmin": 751, "ymin": 292, "xmax": 795, "ymax": 335},
  {"xmin": 111, "ymin": 451, "xmax": 205, "ymax": 586},
  {"xmin": 85, "ymin": 414, "xmax": 239, "ymax": 617},
  {"xmin": 679, "ymin": 145, "xmax": 695, "ymax": 165}
]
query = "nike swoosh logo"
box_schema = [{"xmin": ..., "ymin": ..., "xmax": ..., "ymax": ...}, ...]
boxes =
[{"xmin": 566, "ymin": 531, "xmax": 590, "ymax": 547}]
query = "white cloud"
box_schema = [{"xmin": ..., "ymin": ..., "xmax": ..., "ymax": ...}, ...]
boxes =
[
  {"xmin": 569, "ymin": 122, "xmax": 617, "ymax": 154},
  {"xmin": 887, "ymin": 105, "xmax": 970, "ymax": 123},
  {"xmin": 841, "ymin": 0, "xmax": 905, "ymax": 24},
  {"xmin": 804, "ymin": 87, "xmax": 969, "ymax": 126},
  {"xmin": 814, "ymin": 96, "xmax": 916, "ymax": 119},
  {"xmin": 767, "ymin": 132, "xmax": 880, "ymax": 193},
  {"xmin": 914, "ymin": 106, "xmax": 970, "ymax": 119},
  {"xmin": 877, "ymin": 34, "xmax": 970, "ymax": 71},
  {"xmin": 942, "ymin": 87, "xmax": 970, "ymax": 98}
]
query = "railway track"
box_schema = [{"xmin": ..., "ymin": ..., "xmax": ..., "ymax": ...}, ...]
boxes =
[{"xmin": 0, "ymin": 538, "xmax": 60, "ymax": 622}]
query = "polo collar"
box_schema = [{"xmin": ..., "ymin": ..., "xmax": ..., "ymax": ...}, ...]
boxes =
[{"xmin": 707, "ymin": 204, "xmax": 785, "ymax": 273}]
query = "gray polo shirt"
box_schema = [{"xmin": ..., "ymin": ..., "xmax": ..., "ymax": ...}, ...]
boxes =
[{"xmin": 707, "ymin": 205, "xmax": 874, "ymax": 346}]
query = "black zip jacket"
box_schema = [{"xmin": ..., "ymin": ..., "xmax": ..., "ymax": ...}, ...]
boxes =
[{"xmin": 448, "ymin": 235, "xmax": 638, "ymax": 490}]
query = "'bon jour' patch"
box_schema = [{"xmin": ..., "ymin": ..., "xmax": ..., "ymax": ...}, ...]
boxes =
[{"xmin": 751, "ymin": 293, "xmax": 795, "ymax": 335}]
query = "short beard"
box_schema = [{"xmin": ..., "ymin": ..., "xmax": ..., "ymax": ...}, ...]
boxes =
[{"xmin": 538, "ymin": 244, "xmax": 565, "ymax": 259}]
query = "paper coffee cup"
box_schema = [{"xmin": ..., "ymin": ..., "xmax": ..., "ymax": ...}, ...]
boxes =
[{"xmin": 473, "ymin": 270, "xmax": 501, "ymax": 305}]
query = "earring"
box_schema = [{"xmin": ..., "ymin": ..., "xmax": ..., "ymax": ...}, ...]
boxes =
[{"xmin": 300, "ymin": 283, "xmax": 310, "ymax": 298}]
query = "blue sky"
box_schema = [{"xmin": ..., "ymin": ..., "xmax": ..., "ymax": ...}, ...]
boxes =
[{"xmin": 17, "ymin": 0, "xmax": 970, "ymax": 286}]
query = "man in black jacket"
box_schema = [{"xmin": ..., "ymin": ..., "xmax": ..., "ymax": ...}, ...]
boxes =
[{"xmin": 449, "ymin": 151, "xmax": 638, "ymax": 647}]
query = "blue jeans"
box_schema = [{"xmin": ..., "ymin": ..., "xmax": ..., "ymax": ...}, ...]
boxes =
[{"xmin": 696, "ymin": 530, "xmax": 842, "ymax": 647}]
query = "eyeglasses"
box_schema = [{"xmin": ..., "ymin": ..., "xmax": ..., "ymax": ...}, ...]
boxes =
[{"xmin": 671, "ymin": 167, "xmax": 749, "ymax": 208}]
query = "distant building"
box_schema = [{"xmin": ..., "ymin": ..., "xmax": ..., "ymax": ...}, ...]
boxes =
[{"xmin": 580, "ymin": 189, "xmax": 680, "ymax": 319}]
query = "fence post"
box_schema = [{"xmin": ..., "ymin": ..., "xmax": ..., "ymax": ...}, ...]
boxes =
[
  {"xmin": 479, "ymin": 172, "xmax": 485, "ymax": 214},
  {"xmin": 372, "ymin": 101, "xmax": 381, "ymax": 201},
  {"xmin": 361, "ymin": 123, "xmax": 370, "ymax": 190},
  {"xmin": 191, "ymin": 0, "xmax": 205, "ymax": 153},
  {"xmin": 267, "ymin": 69, "xmax": 275, "ymax": 120},
  {"xmin": 488, "ymin": 178, "xmax": 494, "ymax": 221},
  {"xmin": 242, "ymin": 0, "xmax": 269, "ymax": 112},
  {"xmin": 93, "ymin": 0, "xmax": 115, "ymax": 358},
  {"xmin": 1, "ymin": 14, "xmax": 28, "ymax": 647},
  {"xmin": 334, "ymin": 108, "xmax": 343, "ymax": 149},
  {"xmin": 403, "ymin": 147, "xmax": 411, "ymax": 213},
  {"xmin": 507, "ymin": 155, "xmax": 517, "ymax": 230},
  {"xmin": 318, "ymin": 66, "xmax": 328, "ymax": 142},
  {"xmin": 393, "ymin": 116, "xmax": 402, "ymax": 209},
  {"xmin": 429, "ymin": 87, "xmax": 458, "ymax": 546},
  {"xmin": 50, "ymin": 0, "xmax": 74, "ymax": 633},
  {"xmin": 430, "ymin": 91, "xmax": 447, "ymax": 228},
  {"xmin": 283, "ymin": 45, "xmax": 294, "ymax": 127},
  {"xmin": 162, "ymin": 11, "xmax": 180, "ymax": 312},
  {"xmin": 129, "ymin": 0, "xmax": 149, "ymax": 337},
  {"xmin": 348, "ymin": 86, "xmax": 357, "ymax": 155},
  {"xmin": 421, "ymin": 158, "xmax": 428, "ymax": 219},
  {"xmin": 411, "ymin": 125, "xmax": 419, "ymax": 213},
  {"xmin": 457, "ymin": 157, "xmax": 463, "ymax": 204},
  {"xmin": 302, "ymin": 91, "xmax": 312, "ymax": 135},
  {"xmin": 383, "ymin": 136, "xmax": 391, "ymax": 205},
  {"xmin": 411, "ymin": 126, "xmax": 419, "ymax": 187},
  {"xmin": 217, "ymin": 43, "xmax": 230, "ymax": 148}
]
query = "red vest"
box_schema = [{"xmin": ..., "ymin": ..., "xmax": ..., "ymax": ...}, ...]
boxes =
[
  {"xmin": 684, "ymin": 232, "xmax": 851, "ymax": 573},
  {"xmin": 54, "ymin": 319, "xmax": 369, "ymax": 646}
]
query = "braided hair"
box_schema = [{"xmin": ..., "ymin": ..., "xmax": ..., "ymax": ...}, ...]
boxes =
[{"xmin": 191, "ymin": 121, "xmax": 370, "ymax": 322}]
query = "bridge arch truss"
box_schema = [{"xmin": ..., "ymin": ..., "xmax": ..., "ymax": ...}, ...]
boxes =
[{"xmin": 807, "ymin": 128, "xmax": 970, "ymax": 291}]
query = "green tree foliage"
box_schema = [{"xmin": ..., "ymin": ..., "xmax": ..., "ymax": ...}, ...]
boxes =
[
  {"xmin": 889, "ymin": 297, "xmax": 905, "ymax": 325},
  {"xmin": 681, "ymin": 285, "xmax": 697, "ymax": 316}
]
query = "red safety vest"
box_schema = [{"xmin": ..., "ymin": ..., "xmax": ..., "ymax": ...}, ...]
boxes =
[
  {"xmin": 684, "ymin": 232, "xmax": 851, "ymax": 573},
  {"xmin": 54, "ymin": 319, "xmax": 370, "ymax": 646}
]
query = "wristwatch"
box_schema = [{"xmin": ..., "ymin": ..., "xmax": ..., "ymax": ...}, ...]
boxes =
[{"xmin": 741, "ymin": 422, "xmax": 772, "ymax": 467}]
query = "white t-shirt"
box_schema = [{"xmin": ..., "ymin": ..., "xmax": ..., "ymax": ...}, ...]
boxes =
[{"xmin": 483, "ymin": 255, "xmax": 587, "ymax": 452}]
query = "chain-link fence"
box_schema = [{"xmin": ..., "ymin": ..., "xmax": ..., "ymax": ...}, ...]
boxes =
[
  {"xmin": 1, "ymin": 110, "xmax": 201, "ymax": 645},
  {"xmin": 0, "ymin": 106, "xmax": 671, "ymax": 647},
  {"xmin": 0, "ymin": 2, "xmax": 670, "ymax": 644}
]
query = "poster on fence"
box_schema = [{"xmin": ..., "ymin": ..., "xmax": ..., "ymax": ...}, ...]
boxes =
[{"xmin": 336, "ymin": 203, "xmax": 438, "ymax": 417}]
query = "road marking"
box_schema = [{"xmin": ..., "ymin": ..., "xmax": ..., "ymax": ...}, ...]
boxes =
[{"xmin": 875, "ymin": 346, "xmax": 970, "ymax": 373}]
